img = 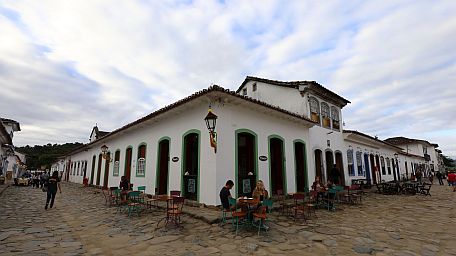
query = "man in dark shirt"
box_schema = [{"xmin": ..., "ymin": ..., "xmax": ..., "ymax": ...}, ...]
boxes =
[{"xmin": 220, "ymin": 180, "xmax": 234, "ymax": 210}]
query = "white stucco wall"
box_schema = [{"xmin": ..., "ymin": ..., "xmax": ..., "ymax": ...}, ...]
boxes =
[
  {"xmin": 241, "ymin": 81, "xmax": 308, "ymax": 116},
  {"xmin": 65, "ymin": 95, "xmax": 314, "ymax": 206}
]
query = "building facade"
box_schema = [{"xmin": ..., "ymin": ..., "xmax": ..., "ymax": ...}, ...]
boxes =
[{"xmin": 61, "ymin": 77, "xmax": 445, "ymax": 206}]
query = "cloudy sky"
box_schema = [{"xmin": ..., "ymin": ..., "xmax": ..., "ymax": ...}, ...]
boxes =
[{"xmin": 1, "ymin": 0, "xmax": 455, "ymax": 157}]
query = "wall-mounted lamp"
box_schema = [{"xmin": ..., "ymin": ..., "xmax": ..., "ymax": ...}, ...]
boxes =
[
  {"xmin": 394, "ymin": 153, "xmax": 399, "ymax": 159},
  {"xmin": 204, "ymin": 105, "xmax": 218, "ymax": 153},
  {"xmin": 100, "ymin": 145, "xmax": 112, "ymax": 162}
]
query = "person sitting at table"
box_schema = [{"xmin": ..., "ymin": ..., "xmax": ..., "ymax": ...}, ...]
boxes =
[
  {"xmin": 120, "ymin": 176, "xmax": 130, "ymax": 191},
  {"xmin": 252, "ymin": 180, "xmax": 269, "ymax": 202},
  {"xmin": 312, "ymin": 176, "xmax": 323, "ymax": 191},
  {"xmin": 219, "ymin": 180, "xmax": 234, "ymax": 210}
]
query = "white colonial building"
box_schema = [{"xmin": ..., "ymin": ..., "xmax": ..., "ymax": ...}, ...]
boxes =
[
  {"xmin": 60, "ymin": 76, "xmax": 444, "ymax": 206},
  {"xmin": 0, "ymin": 118, "xmax": 23, "ymax": 181}
]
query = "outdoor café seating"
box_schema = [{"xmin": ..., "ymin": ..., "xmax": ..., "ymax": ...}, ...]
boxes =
[
  {"xmin": 229, "ymin": 198, "xmax": 247, "ymax": 235},
  {"xmin": 291, "ymin": 193, "xmax": 306, "ymax": 221}
]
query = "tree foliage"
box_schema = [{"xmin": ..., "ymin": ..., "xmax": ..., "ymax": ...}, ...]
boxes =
[
  {"xmin": 15, "ymin": 143, "xmax": 83, "ymax": 169},
  {"xmin": 442, "ymin": 155, "xmax": 456, "ymax": 167}
]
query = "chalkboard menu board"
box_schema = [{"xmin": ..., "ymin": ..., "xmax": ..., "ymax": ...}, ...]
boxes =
[
  {"xmin": 242, "ymin": 179, "xmax": 251, "ymax": 194},
  {"xmin": 188, "ymin": 178, "xmax": 196, "ymax": 193}
]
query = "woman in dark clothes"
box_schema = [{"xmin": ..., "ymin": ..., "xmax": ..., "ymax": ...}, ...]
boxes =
[{"xmin": 45, "ymin": 171, "xmax": 62, "ymax": 210}]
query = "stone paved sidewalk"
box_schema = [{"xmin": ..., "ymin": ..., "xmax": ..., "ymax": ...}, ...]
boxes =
[{"xmin": 0, "ymin": 182, "xmax": 455, "ymax": 255}]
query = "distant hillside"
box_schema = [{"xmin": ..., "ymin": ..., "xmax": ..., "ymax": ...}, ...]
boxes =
[{"xmin": 16, "ymin": 143, "xmax": 84, "ymax": 170}]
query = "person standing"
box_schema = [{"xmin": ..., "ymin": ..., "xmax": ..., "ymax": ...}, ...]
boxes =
[
  {"xmin": 41, "ymin": 171, "xmax": 49, "ymax": 189},
  {"xmin": 436, "ymin": 171, "xmax": 444, "ymax": 185},
  {"xmin": 45, "ymin": 171, "xmax": 62, "ymax": 210}
]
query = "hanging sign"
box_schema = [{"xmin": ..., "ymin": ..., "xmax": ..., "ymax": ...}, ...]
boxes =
[
  {"xmin": 172, "ymin": 157, "xmax": 179, "ymax": 162},
  {"xmin": 259, "ymin": 156, "xmax": 268, "ymax": 161}
]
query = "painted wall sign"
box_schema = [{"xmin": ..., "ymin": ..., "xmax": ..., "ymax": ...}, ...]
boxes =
[
  {"xmin": 172, "ymin": 157, "xmax": 179, "ymax": 162},
  {"xmin": 259, "ymin": 155, "xmax": 268, "ymax": 161}
]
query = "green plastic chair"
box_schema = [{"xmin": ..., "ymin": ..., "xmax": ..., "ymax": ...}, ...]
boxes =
[
  {"xmin": 138, "ymin": 186, "xmax": 146, "ymax": 193},
  {"xmin": 262, "ymin": 199, "xmax": 273, "ymax": 214},
  {"xmin": 127, "ymin": 191, "xmax": 142, "ymax": 217}
]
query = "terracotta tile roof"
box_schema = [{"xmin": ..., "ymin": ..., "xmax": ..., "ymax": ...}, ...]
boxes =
[
  {"xmin": 65, "ymin": 85, "xmax": 317, "ymax": 156},
  {"xmin": 384, "ymin": 137, "xmax": 437, "ymax": 147},
  {"xmin": 1, "ymin": 118, "xmax": 21, "ymax": 131},
  {"xmin": 237, "ymin": 76, "xmax": 351, "ymax": 104},
  {"xmin": 0, "ymin": 120, "xmax": 12, "ymax": 145},
  {"xmin": 343, "ymin": 130, "xmax": 403, "ymax": 150}
]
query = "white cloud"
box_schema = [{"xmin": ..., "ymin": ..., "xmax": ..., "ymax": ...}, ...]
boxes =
[{"xmin": 0, "ymin": 0, "xmax": 455, "ymax": 157}]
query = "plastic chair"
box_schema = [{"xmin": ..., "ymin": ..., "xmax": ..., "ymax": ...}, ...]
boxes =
[
  {"xmin": 127, "ymin": 191, "xmax": 142, "ymax": 217},
  {"xmin": 170, "ymin": 190, "xmax": 181, "ymax": 196},
  {"xmin": 138, "ymin": 186, "xmax": 146, "ymax": 193},
  {"xmin": 291, "ymin": 193, "xmax": 306, "ymax": 221},
  {"xmin": 229, "ymin": 198, "xmax": 246, "ymax": 235},
  {"xmin": 323, "ymin": 189, "xmax": 337, "ymax": 211},
  {"xmin": 262, "ymin": 199, "xmax": 273, "ymax": 214},
  {"xmin": 167, "ymin": 196, "xmax": 185, "ymax": 226},
  {"xmin": 252, "ymin": 206, "xmax": 268, "ymax": 236},
  {"xmin": 277, "ymin": 189, "xmax": 292, "ymax": 216}
]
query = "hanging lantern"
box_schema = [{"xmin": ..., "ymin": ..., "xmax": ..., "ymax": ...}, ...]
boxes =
[
  {"xmin": 204, "ymin": 106, "xmax": 218, "ymax": 153},
  {"xmin": 204, "ymin": 107, "xmax": 218, "ymax": 133}
]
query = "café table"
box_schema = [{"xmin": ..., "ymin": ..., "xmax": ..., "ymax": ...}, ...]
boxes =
[{"xmin": 238, "ymin": 197, "xmax": 259, "ymax": 223}]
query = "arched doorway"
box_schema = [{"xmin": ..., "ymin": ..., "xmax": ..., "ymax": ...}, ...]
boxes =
[
  {"xmin": 269, "ymin": 136, "xmax": 285, "ymax": 195},
  {"xmin": 315, "ymin": 149, "xmax": 323, "ymax": 182},
  {"xmin": 375, "ymin": 155, "xmax": 381, "ymax": 182},
  {"xmin": 156, "ymin": 138, "xmax": 170, "ymax": 195},
  {"xmin": 392, "ymin": 159, "xmax": 397, "ymax": 181},
  {"xmin": 96, "ymin": 153, "xmax": 102, "ymax": 186},
  {"xmin": 370, "ymin": 154, "xmax": 377, "ymax": 184},
  {"xmin": 335, "ymin": 151, "xmax": 345, "ymax": 186},
  {"xmin": 103, "ymin": 152, "xmax": 110, "ymax": 188},
  {"xmin": 364, "ymin": 153, "xmax": 371, "ymax": 184},
  {"xmin": 395, "ymin": 159, "xmax": 400, "ymax": 180},
  {"xmin": 405, "ymin": 161, "xmax": 408, "ymax": 179},
  {"xmin": 294, "ymin": 141, "xmax": 307, "ymax": 192},
  {"xmin": 90, "ymin": 156, "xmax": 96, "ymax": 185},
  {"xmin": 182, "ymin": 131, "xmax": 200, "ymax": 201},
  {"xmin": 125, "ymin": 147, "xmax": 132, "ymax": 181},
  {"xmin": 236, "ymin": 131, "xmax": 257, "ymax": 197},
  {"xmin": 325, "ymin": 150, "xmax": 334, "ymax": 183}
]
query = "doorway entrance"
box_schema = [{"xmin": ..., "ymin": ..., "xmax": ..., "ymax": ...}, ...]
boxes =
[
  {"xmin": 392, "ymin": 159, "xmax": 397, "ymax": 181},
  {"xmin": 96, "ymin": 154, "xmax": 102, "ymax": 186},
  {"xmin": 90, "ymin": 156, "xmax": 96, "ymax": 185},
  {"xmin": 125, "ymin": 147, "xmax": 132, "ymax": 181},
  {"xmin": 294, "ymin": 141, "xmax": 307, "ymax": 192},
  {"xmin": 375, "ymin": 155, "xmax": 381, "ymax": 182},
  {"xmin": 325, "ymin": 150, "xmax": 334, "ymax": 183},
  {"xmin": 364, "ymin": 154, "xmax": 371, "ymax": 184},
  {"xmin": 269, "ymin": 137, "xmax": 285, "ymax": 195},
  {"xmin": 335, "ymin": 151, "xmax": 345, "ymax": 186},
  {"xmin": 236, "ymin": 131, "xmax": 257, "ymax": 197},
  {"xmin": 157, "ymin": 138, "xmax": 170, "ymax": 195},
  {"xmin": 103, "ymin": 152, "xmax": 110, "ymax": 188},
  {"xmin": 370, "ymin": 154, "xmax": 377, "ymax": 184},
  {"xmin": 182, "ymin": 132, "xmax": 199, "ymax": 201},
  {"xmin": 315, "ymin": 149, "xmax": 323, "ymax": 182}
]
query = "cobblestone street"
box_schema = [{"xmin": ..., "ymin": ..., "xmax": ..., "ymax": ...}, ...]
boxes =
[{"xmin": 0, "ymin": 182, "xmax": 455, "ymax": 256}]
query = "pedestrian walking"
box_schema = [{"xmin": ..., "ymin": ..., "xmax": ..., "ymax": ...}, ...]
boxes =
[
  {"xmin": 40, "ymin": 171, "xmax": 49, "ymax": 188},
  {"xmin": 429, "ymin": 172, "xmax": 434, "ymax": 184},
  {"xmin": 436, "ymin": 171, "xmax": 444, "ymax": 185},
  {"xmin": 45, "ymin": 171, "xmax": 62, "ymax": 210}
]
